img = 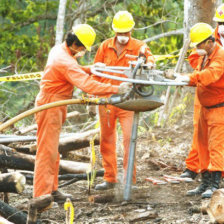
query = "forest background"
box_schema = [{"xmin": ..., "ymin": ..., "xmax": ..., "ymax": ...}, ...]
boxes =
[{"xmin": 0, "ymin": 0, "xmax": 221, "ymax": 132}]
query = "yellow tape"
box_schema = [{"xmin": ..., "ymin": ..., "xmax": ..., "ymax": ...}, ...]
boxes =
[
  {"xmin": 0, "ymin": 52, "xmax": 187, "ymax": 82},
  {"xmin": 154, "ymin": 54, "xmax": 178, "ymax": 61},
  {"xmin": 0, "ymin": 72, "xmax": 43, "ymax": 82}
]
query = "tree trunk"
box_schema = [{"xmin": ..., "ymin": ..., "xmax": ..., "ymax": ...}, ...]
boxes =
[
  {"xmin": 0, "ymin": 172, "xmax": 26, "ymax": 193},
  {"xmin": 55, "ymin": 0, "xmax": 67, "ymax": 45}
]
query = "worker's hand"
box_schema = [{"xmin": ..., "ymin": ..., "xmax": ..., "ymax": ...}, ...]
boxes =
[
  {"xmin": 93, "ymin": 62, "xmax": 106, "ymax": 68},
  {"xmin": 175, "ymin": 73, "xmax": 190, "ymax": 83},
  {"xmin": 88, "ymin": 105, "xmax": 97, "ymax": 117},
  {"xmin": 118, "ymin": 82, "xmax": 132, "ymax": 94}
]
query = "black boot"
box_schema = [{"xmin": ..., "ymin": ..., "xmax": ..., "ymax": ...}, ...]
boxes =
[
  {"xmin": 201, "ymin": 171, "xmax": 221, "ymax": 199},
  {"xmin": 180, "ymin": 168, "xmax": 198, "ymax": 179},
  {"xmin": 186, "ymin": 171, "xmax": 211, "ymax": 196}
]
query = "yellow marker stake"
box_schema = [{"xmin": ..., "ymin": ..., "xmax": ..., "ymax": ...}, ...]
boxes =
[{"xmin": 64, "ymin": 198, "xmax": 74, "ymax": 224}]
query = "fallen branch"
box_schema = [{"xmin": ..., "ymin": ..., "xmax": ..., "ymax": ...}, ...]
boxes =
[{"xmin": 144, "ymin": 29, "xmax": 184, "ymax": 43}]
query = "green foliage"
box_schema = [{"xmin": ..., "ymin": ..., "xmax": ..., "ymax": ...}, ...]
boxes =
[{"xmin": 0, "ymin": 0, "xmax": 184, "ymax": 126}]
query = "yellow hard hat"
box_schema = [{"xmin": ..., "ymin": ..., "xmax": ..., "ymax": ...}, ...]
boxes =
[
  {"xmin": 189, "ymin": 23, "xmax": 214, "ymax": 47},
  {"xmin": 112, "ymin": 11, "xmax": 135, "ymax": 33},
  {"xmin": 72, "ymin": 24, "xmax": 96, "ymax": 51},
  {"xmin": 213, "ymin": 4, "xmax": 224, "ymax": 22}
]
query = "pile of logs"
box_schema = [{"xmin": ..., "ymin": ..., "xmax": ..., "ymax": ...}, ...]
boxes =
[{"xmin": 0, "ymin": 125, "xmax": 101, "ymax": 224}]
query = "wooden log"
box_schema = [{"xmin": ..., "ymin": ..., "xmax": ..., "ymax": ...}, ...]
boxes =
[
  {"xmin": 0, "ymin": 144, "xmax": 90, "ymax": 174},
  {"xmin": 0, "ymin": 200, "xmax": 28, "ymax": 224},
  {"xmin": 14, "ymin": 128, "xmax": 100, "ymax": 154},
  {"xmin": 26, "ymin": 194, "xmax": 53, "ymax": 224},
  {"xmin": 0, "ymin": 216, "xmax": 14, "ymax": 224},
  {"xmin": 206, "ymin": 189, "xmax": 224, "ymax": 223},
  {"xmin": 0, "ymin": 172, "xmax": 26, "ymax": 193}
]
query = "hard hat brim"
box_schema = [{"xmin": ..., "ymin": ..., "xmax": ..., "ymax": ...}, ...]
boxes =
[
  {"xmin": 112, "ymin": 24, "xmax": 134, "ymax": 33},
  {"xmin": 213, "ymin": 17, "xmax": 224, "ymax": 22}
]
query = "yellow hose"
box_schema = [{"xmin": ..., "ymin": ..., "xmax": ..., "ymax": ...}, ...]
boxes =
[{"xmin": 0, "ymin": 98, "xmax": 101, "ymax": 132}]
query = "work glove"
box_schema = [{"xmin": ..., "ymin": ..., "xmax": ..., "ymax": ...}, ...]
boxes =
[
  {"xmin": 117, "ymin": 82, "xmax": 132, "ymax": 94},
  {"xmin": 88, "ymin": 105, "xmax": 97, "ymax": 117},
  {"xmin": 175, "ymin": 73, "xmax": 190, "ymax": 84}
]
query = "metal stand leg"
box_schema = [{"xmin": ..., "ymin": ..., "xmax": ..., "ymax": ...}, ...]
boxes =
[{"xmin": 123, "ymin": 112, "xmax": 139, "ymax": 201}]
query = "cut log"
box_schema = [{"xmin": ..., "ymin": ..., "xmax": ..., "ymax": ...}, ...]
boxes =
[
  {"xmin": 0, "ymin": 144, "xmax": 90, "ymax": 174},
  {"xmin": 14, "ymin": 128, "xmax": 100, "ymax": 154},
  {"xmin": 26, "ymin": 194, "xmax": 53, "ymax": 224},
  {"xmin": 0, "ymin": 172, "xmax": 26, "ymax": 193},
  {"xmin": 0, "ymin": 200, "xmax": 28, "ymax": 224},
  {"xmin": 206, "ymin": 189, "xmax": 224, "ymax": 223}
]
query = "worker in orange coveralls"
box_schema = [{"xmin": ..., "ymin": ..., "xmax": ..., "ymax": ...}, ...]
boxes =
[
  {"xmin": 175, "ymin": 23, "xmax": 224, "ymax": 198},
  {"xmin": 93, "ymin": 11, "xmax": 155, "ymax": 190},
  {"xmin": 180, "ymin": 4, "xmax": 224, "ymax": 180},
  {"xmin": 33, "ymin": 24, "xmax": 132, "ymax": 205}
]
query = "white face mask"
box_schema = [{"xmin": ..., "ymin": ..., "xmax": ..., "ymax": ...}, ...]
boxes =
[
  {"xmin": 218, "ymin": 25, "xmax": 224, "ymax": 36},
  {"xmin": 196, "ymin": 49, "xmax": 207, "ymax": 56},
  {"xmin": 117, "ymin": 36, "xmax": 129, "ymax": 44}
]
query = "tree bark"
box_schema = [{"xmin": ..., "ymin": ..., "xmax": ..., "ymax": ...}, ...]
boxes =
[{"xmin": 0, "ymin": 172, "xmax": 26, "ymax": 193}]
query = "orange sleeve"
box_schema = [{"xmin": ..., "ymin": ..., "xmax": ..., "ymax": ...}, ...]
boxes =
[
  {"xmin": 94, "ymin": 43, "xmax": 105, "ymax": 63},
  {"xmin": 188, "ymin": 49, "xmax": 200, "ymax": 70},
  {"xmin": 189, "ymin": 56, "xmax": 224, "ymax": 86},
  {"xmin": 64, "ymin": 64, "xmax": 118, "ymax": 95}
]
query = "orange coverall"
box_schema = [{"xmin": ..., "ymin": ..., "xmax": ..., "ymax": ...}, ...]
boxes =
[
  {"xmin": 185, "ymin": 26, "xmax": 222, "ymax": 173},
  {"xmin": 94, "ymin": 37, "xmax": 154, "ymax": 183},
  {"xmin": 189, "ymin": 43, "xmax": 224, "ymax": 173},
  {"xmin": 34, "ymin": 42, "xmax": 119, "ymax": 198}
]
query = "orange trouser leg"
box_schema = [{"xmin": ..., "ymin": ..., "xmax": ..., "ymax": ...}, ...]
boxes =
[
  {"xmin": 206, "ymin": 107, "xmax": 224, "ymax": 172},
  {"xmin": 99, "ymin": 105, "xmax": 134, "ymax": 183},
  {"xmin": 99, "ymin": 105, "xmax": 117, "ymax": 183},
  {"xmin": 117, "ymin": 108, "xmax": 135, "ymax": 183},
  {"xmin": 33, "ymin": 105, "xmax": 66, "ymax": 198},
  {"xmin": 185, "ymin": 92, "xmax": 201, "ymax": 173},
  {"xmin": 198, "ymin": 106, "xmax": 224, "ymax": 172}
]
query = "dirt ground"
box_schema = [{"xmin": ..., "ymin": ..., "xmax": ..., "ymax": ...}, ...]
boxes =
[{"xmin": 8, "ymin": 110, "xmax": 216, "ymax": 224}]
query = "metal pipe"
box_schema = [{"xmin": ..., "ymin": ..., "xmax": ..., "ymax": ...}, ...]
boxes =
[
  {"xmin": 91, "ymin": 67, "xmax": 188, "ymax": 86},
  {"xmin": 124, "ymin": 112, "xmax": 139, "ymax": 201}
]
